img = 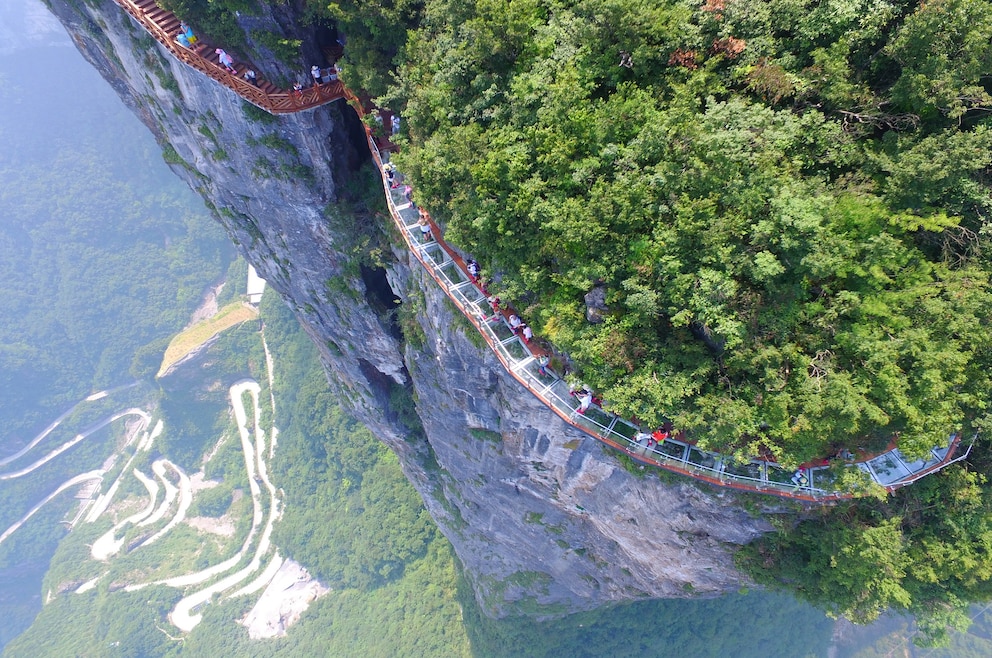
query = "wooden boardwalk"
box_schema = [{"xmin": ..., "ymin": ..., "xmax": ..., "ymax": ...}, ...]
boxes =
[{"xmin": 113, "ymin": 0, "xmax": 345, "ymax": 113}]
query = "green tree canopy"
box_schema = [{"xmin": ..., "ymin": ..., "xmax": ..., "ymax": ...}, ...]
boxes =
[{"xmin": 380, "ymin": 0, "xmax": 992, "ymax": 467}]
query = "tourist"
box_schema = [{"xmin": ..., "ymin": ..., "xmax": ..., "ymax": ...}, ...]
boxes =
[
  {"xmin": 508, "ymin": 314, "xmax": 522, "ymax": 333},
  {"xmin": 180, "ymin": 22, "xmax": 196, "ymax": 45},
  {"xmin": 176, "ymin": 23, "xmax": 194, "ymax": 48},
  {"xmin": 403, "ymin": 184, "xmax": 414, "ymax": 206},
  {"xmin": 391, "ymin": 114, "xmax": 400, "ymax": 135},
  {"xmin": 537, "ymin": 354, "xmax": 551, "ymax": 377},
  {"xmin": 311, "ymin": 65, "xmax": 322, "ymax": 86},
  {"xmin": 293, "ymin": 81, "xmax": 303, "ymax": 98},
  {"xmin": 466, "ymin": 259, "xmax": 480, "ymax": 281},
  {"xmin": 576, "ymin": 389, "xmax": 593, "ymax": 415},
  {"xmin": 243, "ymin": 69, "xmax": 258, "ymax": 86},
  {"xmin": 418, "ymin": 213, "xmax": 432, "ymax": 242},
  {"xmin": 521, "ymin": 325, "xmax": 533, "ymax": 343},
  {"xmin": 485, "ymin": 295, "xmax": 501, "ymax": 321},
  {"xmin": 215, "ymin": 48, "xmax": 236, "ymax": 74},
  {"xmin": 384, "ymin": 162, "xmax": 397, "ymax": 188}
]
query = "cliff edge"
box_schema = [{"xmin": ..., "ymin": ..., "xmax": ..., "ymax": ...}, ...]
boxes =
[{"xmin": 46, "ymin": 0, "xmax": 772, "ymax": 616}]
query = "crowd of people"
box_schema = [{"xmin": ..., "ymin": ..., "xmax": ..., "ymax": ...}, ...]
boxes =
[{"xmin": 173, "ymin": 20, "xmax": 342, "ymax": 99}]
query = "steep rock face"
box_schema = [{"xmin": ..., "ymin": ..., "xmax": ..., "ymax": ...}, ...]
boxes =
[{"xmin": 48, "ymin": 0, "xmax": 772, "ymax": 615}]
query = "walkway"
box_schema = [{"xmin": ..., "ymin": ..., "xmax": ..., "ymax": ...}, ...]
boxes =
[
  {"xmin": 368, "ymin": 155, "xmax": 969, "ymax": 502},
  {"xmin": 112, "ymin": 0, "xmax": 344, "ymax": 113},
  {"xmin": 111, "ymin": 2, "xmax": 971, "ymax": 501}
]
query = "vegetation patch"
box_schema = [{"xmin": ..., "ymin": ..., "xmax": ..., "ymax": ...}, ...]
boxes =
[
  {"xmin": 469, "ymin": 428, "xmax": 501, "ymax": 444},
  {"xmin": 249, "ymin": 30, "xmax": 302, "ymax": 66},
  {"xmin": 241, "ymin": 101, "xmax": 278, "ymax": 124},
  {"xmin": 524, "ymin": 511, "xmax": 543, "ymax": 525},
  {"xmin": 157, "ymin": 302, "xmax": 258, "ymax": 377}
]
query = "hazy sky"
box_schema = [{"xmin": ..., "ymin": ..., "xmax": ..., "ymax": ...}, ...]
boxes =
[{"xmin": 0, "ymin": 0, "xmax": 71, "ymax": 55}]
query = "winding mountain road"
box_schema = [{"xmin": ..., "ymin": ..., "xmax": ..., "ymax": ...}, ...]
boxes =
[
  {"xmin": 0, "ymin": 409, "xmax": 150, "ymax": 481},
  {"xmin": 0, "ymin": 471, "xmax": 104, "ymax": 545},
  {"xmin": 91, "ymin": 468, "xmax": 161, "ymax": 560},
  {"xmin": 0, "ymin": 383, "xmax": 139, "ymax": 468},
  {"xmin": 168, "ymin": 380, "xmax": 281, "ymax": 631},
  {"xmin": 139, "ymin": 460, "xmax": 192, "ymax": 547}
]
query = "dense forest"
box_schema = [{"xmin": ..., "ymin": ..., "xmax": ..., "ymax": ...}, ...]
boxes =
[
  {"xmin": 386, "ymin": 0, "xmax": 992, "ymax": 469},
  {"xmin": 48, "ymin": 0, "xmax": 992, "ymax": 649}
]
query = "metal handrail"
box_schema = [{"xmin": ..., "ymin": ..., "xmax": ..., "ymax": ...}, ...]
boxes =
[{"xmin": 358, "ymin": 132, "xmax": 966, "ymax": 502}]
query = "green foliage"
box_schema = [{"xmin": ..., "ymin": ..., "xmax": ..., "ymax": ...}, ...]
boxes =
[
  {"xmin": 302, "ymin": 0, "xmax": 424, "ymax": 96},
  {"xmin": 254, "ymin": 132, "xmax": 299, "ymax": 156},
  {"xmin": 160, "ymin": 142, "xmax": 185, "ymax": 165},
  {"xmin": 320, "ymin": 163, "xmax": 392, "ymax": 280},
  {"xmin": 738, "ymin": 452, "xmax": 992, "ymax": 646},
  {"xmin": 265, "ymin": 293, "xmax": 435, "ymax": 589},
  {"xmin": 396, "ymin": 284, "xmax": 428, "ymax": 348},
  {"xmin": 4, "ymin": 589, "xmax": 180, "ymax": 657},
  {"xmin": 250, "ymin": 30, "xmax": 302, "ymax": 66},
  {"xmin": 156, "ymin": 321, "xmax": 260, "ymax": 472},
  {"xmin": 241, "ymin": 100, "xmax": 279, "ymax": 124},
  {"xmin": 385, "ymin": 0, "xmax": 992, "ymax": 469},
  {"xmin": 189, "ymin": 483, "xmax": 233, "ymax": 517},
  {"xmin": 446, "ymin": 296, "xmax": 485, "ymax": 347},
  {"xmin": 158, "ymin": 0, "xmax": 255, "ymax": 49},
  {"xmin": 885, "ymin": 0, "xmax": 992, "ymax": 122}
]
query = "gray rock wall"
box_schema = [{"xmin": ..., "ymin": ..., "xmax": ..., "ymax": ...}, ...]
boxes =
[{"xmin": 47, "ymin": 0, "xmax": 772, "ymax": 616}]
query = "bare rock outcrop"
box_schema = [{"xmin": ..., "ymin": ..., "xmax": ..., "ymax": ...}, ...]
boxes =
[{"xmin": 240, "ymin": 560, "xmax": 328, "ymax": 639}]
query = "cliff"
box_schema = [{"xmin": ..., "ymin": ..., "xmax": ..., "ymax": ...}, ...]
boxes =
[{"xmin": 46, "ymin": 0, "xmax": 773, "ymax": 616}]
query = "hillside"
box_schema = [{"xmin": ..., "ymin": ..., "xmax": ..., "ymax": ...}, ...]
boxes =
[{"xmin": 335, "ymin": 1, "xmax": 992, "ymax": 641}]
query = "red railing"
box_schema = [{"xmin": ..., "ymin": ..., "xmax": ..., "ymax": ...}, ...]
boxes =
[{"xmin": 113, "ymin": 0, "xmax": 344, "ymax": 113}]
